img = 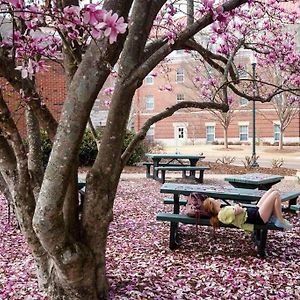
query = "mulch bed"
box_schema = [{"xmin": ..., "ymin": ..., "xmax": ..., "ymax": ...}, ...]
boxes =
[{"xmin": 123, "ymin": 162, "xmax": 297, "ymax": 176}]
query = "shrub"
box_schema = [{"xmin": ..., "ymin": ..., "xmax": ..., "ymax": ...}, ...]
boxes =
[
  {"xmin": 79, "ymin": 131, "xmax": 98, "ymax": 166},
  {"xmin": 40, "ymin": 130, "xmax": 52, "ymax": 168},
  {"xmin": 122, "ymin": 130, "xmax": 145, "ymax": 165},
  {"xmin": 40, "ymin": 129, "xmax": 144, "ymax": 167}
]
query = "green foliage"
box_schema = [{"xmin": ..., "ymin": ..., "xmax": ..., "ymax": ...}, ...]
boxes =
[
  {"xmin": 39, "ymin": 129, "xmax": 144, "ymax": 167},
  {"xmin": 122, "ymin": 130, "xmax": 145, "ymax": 166},
  {"xmin": 79, "ymin": 131, "xmax": 98, "ymax": 166},
  {"xmin": 40, "ymin": 130, "xmax": 52, "ymax": 168}
]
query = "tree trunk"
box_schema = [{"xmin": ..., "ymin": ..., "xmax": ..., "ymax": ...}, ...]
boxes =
[
  {"xmin": 279, "ymin": 130, "xmax": 284, "ymax": 150},
  {"xmin": 224, "ymin": 127, "xmax": 228, "ymax": 149}
]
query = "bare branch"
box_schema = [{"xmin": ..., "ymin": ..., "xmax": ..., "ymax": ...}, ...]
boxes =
[{"xmin": 121, "ymin": 101, "xmax": 228, "ymax": 165}]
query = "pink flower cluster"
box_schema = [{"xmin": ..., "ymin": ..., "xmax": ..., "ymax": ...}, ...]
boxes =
[{"xmin": 1, "ymin": 1, "xmax": 127, "ymax": 79}]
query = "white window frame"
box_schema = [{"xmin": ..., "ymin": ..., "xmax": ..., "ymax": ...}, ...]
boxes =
[
  {"xmin": 239, "ymin": 125, "xmax": 248, "ymax": 141},
  {"xmin": 177, "ymin": 127, "xmax": 185, "ymax": 139},
  {"xmin": 145, "ymin": 95, "xmax": 154, "ymax": 111},
  {"xmin": 176, "ymin": 68, "xmax": 184, "ymax": 83},
  {"xmin": 176, "ymin": 93, "xmax": 185, "ymax": 103},
  {"xmin": 206, "ymin": 125, "xmax": 215, "ymax": 143},
  {"xmin": 239, "ymin": 97, "xmax": 248, "ymax": 106},
  {"xmin": 147, "ymin": 125, "xmax": 155, "ymax": 137},
  {"xmin": 238, "ymin": 68, "xmax": 248, "ymax": 79},
  {"xmin": 144, "ymin": 74, "xmax": 154, "ymax": 85},
  {"xmin": 273, "ymin": 122, "xmax": 280, "ymax": 141}
]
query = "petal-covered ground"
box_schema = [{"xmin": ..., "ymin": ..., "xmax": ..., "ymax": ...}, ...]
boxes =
[{"xmin": 1, "ymin": 178, "xmax": 300, "ymax": 299}]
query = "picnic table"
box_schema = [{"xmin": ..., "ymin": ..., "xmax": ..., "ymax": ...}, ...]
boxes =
[
  {"xmin": 157, "ymin": 182, "xmax": 300, "ymax": 256},
  {"xmin": 224, "ymin": 173, "xmax": 284, "ymax": 190},
  {"xmin": 144, "ymin": 153, "xmax": 205, "ymax": 181}
]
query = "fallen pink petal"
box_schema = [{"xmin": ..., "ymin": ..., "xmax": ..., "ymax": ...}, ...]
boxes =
[{"xmin": 1, "ymin": 178, "xmax": 299, "ymax": 299}]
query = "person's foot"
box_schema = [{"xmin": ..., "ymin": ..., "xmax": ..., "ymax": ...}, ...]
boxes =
[{"xmin": 273, "ymin": 218, "xmax": 293, "ymax": 230}]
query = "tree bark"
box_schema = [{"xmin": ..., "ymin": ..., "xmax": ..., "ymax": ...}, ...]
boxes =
[
  {"xmin": 25, "ymin": 107, "xmax": 44, "ymax": 199},
  {"xmin": 224, "ymin": 128, "xmax": 229, "ymax": 149}
]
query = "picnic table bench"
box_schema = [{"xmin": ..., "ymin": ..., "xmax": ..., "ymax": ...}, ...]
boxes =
[
  {"xmin": 143, "ymin": 162, "xmax": 184, "ymax": 178},
  {"xmin": 224, "ymin": 173, "xmax": 284, "ymax": 190},
  {"xmin": 156, "ymin": 212, "xmax": 281, "ymax": 257},
  {"xmin": 154, "ymin": 166, "xmax": 210, "ymax": 183},
  {"xmin": 144, "ymin": 153, "xmax": 205, "ymax": 180},
  {"xmin": 157, "ymin": 183, "xmax": 300, "ymax": 257}
]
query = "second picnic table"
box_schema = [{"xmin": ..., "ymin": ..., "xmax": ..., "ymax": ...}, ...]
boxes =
[
  {"xmin": 224, "ymin": 173, "xmax": 284, "ymax": 190},
  {"xmin": 145, "ymin": 153, "xmax": 205, "ymax": 181}
]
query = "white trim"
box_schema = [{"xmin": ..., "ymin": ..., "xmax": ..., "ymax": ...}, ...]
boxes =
[
  {"xmin": 273, "ymin": 120, "xmax": 280, "ymax": 125},
  {"xmin": 205, "ymin": 122, "xmax": 216, "ymax": 126},
  {"xmin": 173, "ymin": 122, "xmax": 188, "ymax": 128},
  {"xmin": 238, "ymin": 121, "xmax": 250, "ymax": 126}
]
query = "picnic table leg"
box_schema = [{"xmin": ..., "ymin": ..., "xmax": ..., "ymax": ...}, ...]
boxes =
[
  {"xmin": 169, "ymin": 194, "xmax": 180, "ymax": 249},
  {"xmin": 288, "ymin": 197, "xmax": 297, "ymax": 211},
  {"xmin": 160, "ymin": 170, "xmax": 166, "ymax": 184},
  {"xmin": 153, "ymin": 158, "xmax": 161, "ymax": 180},
  {"xmin": 145, "ymin": 164, "xmax": 152, "ymax": 178},
  {"xmin": 197, "ymin": 170, "xmax": 204, "ymax": 183},
  {"xmin": 169, "ymin": 221, "xmax": 179, "ymax": 249},
  {"xmin": 253, "ymin": 228, "xmax": 267, "ymax": 257}
]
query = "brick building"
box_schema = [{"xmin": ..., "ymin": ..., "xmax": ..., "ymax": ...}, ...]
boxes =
[{"xmin": 134, "ymin": 48, "xmax": 300, "ymax": 147}]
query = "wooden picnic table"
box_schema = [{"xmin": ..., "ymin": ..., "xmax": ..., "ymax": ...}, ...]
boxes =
[
  {"xmin": 224, "ymin": 173, "xmax": 284, "ymax": 190},
  {"xmin": 145, "ymin": 153, "xmax": 205, "ymax": 180}
]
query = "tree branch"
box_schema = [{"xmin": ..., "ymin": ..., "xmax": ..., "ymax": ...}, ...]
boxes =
[{"xmin": 121, "ymin": 101, "xmax": 228, "ymax": 166}]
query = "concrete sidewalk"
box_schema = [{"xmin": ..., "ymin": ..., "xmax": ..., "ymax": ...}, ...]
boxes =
[{"xmin": 164, "ymin": 144, "xmax": 300, "ymax": 169}]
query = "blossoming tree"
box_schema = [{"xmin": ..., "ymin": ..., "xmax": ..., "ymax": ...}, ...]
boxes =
[{"xmin": 0, "ymin": 0, "xmax": 299, "ymax": 299}]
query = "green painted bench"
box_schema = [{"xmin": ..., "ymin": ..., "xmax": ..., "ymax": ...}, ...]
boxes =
[
  {"xmin": 143, "ymin": 162, "xmax": 185, "ymax": 178},
  {"xmin": 156, "ymin": 212, "xmax": 282, "ymax": 257},
  {"xmin": 155, "ymin": 166, "xmax": 210, "ymax": 183},
  {"xmin": 290, "ymin": 204, "xmax": 300, "ymax": 211}
]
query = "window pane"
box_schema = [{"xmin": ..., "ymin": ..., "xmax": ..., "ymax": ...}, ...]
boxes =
[
  {"xmin": 178, "ymin": 127, "xmax": 184, "ymax": 139},
  {"xmin": 146, "ymin": 95, "xmax": 154, "ymax": 110},
  {"xmin": 274, "ymin": 124, "xmax": 280, "ymax": 141},
  {"xmin": 206, "ymin": 126, "xmax": 215, "ymax": 142},
  {"xmin": 176, "ymin": 94, "xmax": 184, "ymax": 102},
  {"xmin": 239, "ymin": 125, "xmax": 248, "ymax": 141},
  {"xmin": 176, "ymin": 68, "xmax": 184, "ymax": 82},
  {"xmin": 239, "ymin": 97, "xmax": 248, "ymax": 106},
  {"xmin": 238, "ymin": 68, "xmax": 248, "ymax": 79},
  {"xmin": 145, "ymin": 75, "xmax": 154, "ymax": 85},
  {"xmin": 147, "ymin": 126, "xmax": 154, "ymax": 136}
]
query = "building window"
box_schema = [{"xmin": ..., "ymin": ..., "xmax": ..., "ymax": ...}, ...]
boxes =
[
  {"xmin": 238, "ymin": 68, "xmax": 248, "ymax": 79},
  {"xmin": 176, "ymin": 93, "xmax": 185, "ymax": 103},
  {"xmin": 239, "ymin": 97, "xmax": 248, "ymax": 106},
  {"xmin": 274, "ymin": 124, "xmax": 280, "ymax": 141},
  {"xmin": 145, "ymin": 95, "xmax": 154, "ymax": 110},
  {"xmin": 206, "ymin": 126, "xmax": 215, "ymax": 143},
  {"xmin": 177, "ymin": 127, "xmax": 185, "ymax": 139},
  {"xmin": 146, "ymin": 126, "xmax": 155, "ymax": 140},
  {"xmin": 239, "ymin": 125, "xmax": 248, "ymax": 141},
  {"xmin": 176, "ymin": 68, "xmax": 184, "ymax": 83},
  {"xmin": 145, "ymin": 74, "xmax": 154, "ymax": 85}
]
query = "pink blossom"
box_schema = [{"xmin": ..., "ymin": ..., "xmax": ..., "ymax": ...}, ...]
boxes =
[
  {"xmin": 63, "ymin": 5, "xmax": 81, "ymax": 25},
  {"xmin": 165, "ymin": 31, "xmax": 177, "ymax": 44},
  {"xmin": 82, "ymin": 4, "xmax": 105, "ymax": 25},
  {"xmin": 98, "ymin": 10, "xmax": 127, "ymax": 44}
]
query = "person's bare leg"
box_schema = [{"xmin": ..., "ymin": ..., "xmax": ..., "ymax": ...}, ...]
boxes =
[
  {"xmin": 257, "ymin": 191, "xmax": 284, "ymax": 223},
  {"xmin": 256, "ymin": 188, "xmax": 276, "ymax": 206}
]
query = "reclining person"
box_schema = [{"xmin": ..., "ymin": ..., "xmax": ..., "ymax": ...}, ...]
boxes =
[{"xmin": 203, "ymin": 189, "xmax": 293, "ymax": 231}]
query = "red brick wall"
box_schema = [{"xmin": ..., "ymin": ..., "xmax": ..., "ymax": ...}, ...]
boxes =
[{"xmin": 0, "ymin": 61, "xmax": 66, "ymax": 136}]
